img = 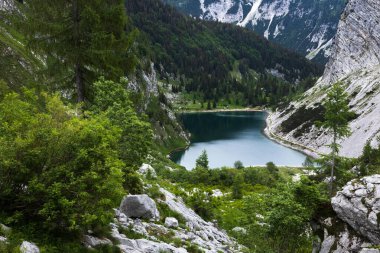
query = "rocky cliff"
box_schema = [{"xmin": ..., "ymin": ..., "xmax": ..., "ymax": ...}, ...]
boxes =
[
  {"xmin": 163, "ymin": 0, "xmax": 346, "ymax": 63},
  {"xmin": 314, "ymin": 175, "xmax": 380, "ymax": 253},
  {"xmin": 266, "ymin": 0, "xmax": 380, "ymax": 158}
]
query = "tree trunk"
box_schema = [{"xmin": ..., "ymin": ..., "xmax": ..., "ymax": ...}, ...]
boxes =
[
  {"xmin": 75, "ymin": 63, "xmax": 84, "ymax": 103},
  {"xmin": 330, "ymin": 131, "xmax": 337, "ymax": 197},
  {"xmin": 73, "ymin": 0, "xmax": 84, "ymax": 103}
]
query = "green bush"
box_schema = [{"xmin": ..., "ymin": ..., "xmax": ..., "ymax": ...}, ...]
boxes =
[{"xmin": 0, "ymin": 90, "xmax": 125, "ymax": 233}]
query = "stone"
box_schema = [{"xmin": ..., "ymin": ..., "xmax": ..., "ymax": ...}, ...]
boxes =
[
  {"xmin": 211, "ymin": 189, "xmax": 224, "ymax": 197},
  {"xmin": 20, "ymin": 241, "xmax": 40, "ymax": 253},
  {"xmin": 83, "ymin": 235, "xmax": 112, "ymax": 248},
  {"xmin": 332, "ymin": 175, "xmax": 380, "ymax": 244},
  {"xmin": 120, "ymin": 194, "xmax": 160, "ymax": 220},
  {"xmin": 138, "ymin": 163, "xmax": 157, "ymax": 178},
  {"xmin": 232, "ymin": 227, "xmax": 247, "ymax": 234},
  {"xmin": 164, "ymin": 217, "xmax": 179, "ymax": 228}
]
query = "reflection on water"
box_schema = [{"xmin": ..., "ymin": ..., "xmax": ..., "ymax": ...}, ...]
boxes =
[{"xmin": 171, "ymin": 111, "xmax": 306, "ymax": 169}]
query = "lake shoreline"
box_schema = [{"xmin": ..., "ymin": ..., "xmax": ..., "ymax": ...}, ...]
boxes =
[
  {"xmin": 171, "ymin": 110, "xmax": 308, "ymax": 169},
  {"xmin": 175, "ymin": 107, "xmax": 264, "ymax": 114},
  {"xmin": 264, "ymin": 111, "xmax": 321, "ymax": 159}
]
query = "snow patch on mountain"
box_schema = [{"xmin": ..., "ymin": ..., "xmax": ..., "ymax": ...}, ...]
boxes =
[{"xmin": 237, "ymin": 0, "xmax": 262, "ymax": 27}]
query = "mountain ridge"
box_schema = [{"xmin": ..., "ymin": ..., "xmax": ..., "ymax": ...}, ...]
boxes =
[{"xmin": 163, "ymin": 0, "xmax": 347, "ymax": 64}]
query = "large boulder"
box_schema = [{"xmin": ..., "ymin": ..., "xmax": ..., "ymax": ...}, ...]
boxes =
[
  {"xmin": 164, "ymin": 217, "xmax": 178, "ymax": 228},
  {"xmin": 120, "ymin": 194, "xmax": 160, "ymax": 220},
  {"xmin": 331, "ymin": 175, "xmax": 380, "ymax": 244},
  {"xmin": 20, "ymin": 241, "xmax": 40, "ymax": 253}
]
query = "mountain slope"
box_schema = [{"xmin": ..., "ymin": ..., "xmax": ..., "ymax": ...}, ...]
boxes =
[
  {"xmin": 163, "ymin": 0, "xmax": 347, "ymax": 64},
  {"xmin": 126, "ymin": 0, "xmax": 322, "ymax": 105},
  {"xmin": 266, "ymin": 0, "xmax": 380, "ymax": 158}
]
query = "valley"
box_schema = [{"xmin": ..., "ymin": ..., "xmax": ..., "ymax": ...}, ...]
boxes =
[{"xmin": 0, "ymin": 0, "xmax": 380, "ymax": 253}]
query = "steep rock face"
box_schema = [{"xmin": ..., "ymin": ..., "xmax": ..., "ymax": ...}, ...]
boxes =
[
  {"xmin": 163, "ymin": 0, "xmax": 346, "ymax": 63},
  {"xmin": 332, "ymin": 175, "xmax": 380, "ymax": 245},
  {"xmin": 321, "ymin": 0, "xmax": 380, "ymax": 85},
  {"xmin": 266, "ymin": 0, "xmax": 380, "ymax": 158},
  {"xmin": 315, "ymin": 220, "xmax": 377, "ymax": 253}
]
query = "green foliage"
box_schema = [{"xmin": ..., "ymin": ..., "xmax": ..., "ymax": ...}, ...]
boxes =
[
  {"xmin": 126, "ymin": 0, "xmax": 322, "ymax": 107},
  {"xmin": 91, "ymin": 78, "xmax": 152, "ymax": 193},
  {"xmin": 195, "ymin": 150, "xmax": 209, "ymax": 169},
  {"xmin": 156, "ymin": 202, "xmax": 186, "ymax": 227},
  {"xmin": 318, "ymin": 82, "xmax": 353, "ymax": 147},
  {"xmin": 242, "ymin": 178, "xmax": 329, "ymax": 252},
  {"xmin": 0, "ymin": 90, "xmax": 125, "ymax": 233},
  {"xmin": 317, "ymin": 82, "xmax": 353, "ymax": 195},
  {"xmin": 232, "ymin": 174, "xmax": 244, "ymax": 199},
  {"xmin": 18, "ymin": 0, "xmax": 137, "ymax": 102},
  {"xmin": 358, "ymin": 141, "xmax": 380, "ymax": 175},
  {"xmin": 186, "ymin": 191, "xmax": 216, "ymax": 221},
  {"xmin": 233, "ymin": 160, "xmax": 244, "ymax": 169}
]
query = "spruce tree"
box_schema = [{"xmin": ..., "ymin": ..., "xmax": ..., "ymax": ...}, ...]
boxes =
[
  {"xmin": 318, "ymin": 82, "xmax": 353, "ymax": 196},
  {"xmin": 19, "ymin": 0, "xmax": 136, "ymax": 102}
]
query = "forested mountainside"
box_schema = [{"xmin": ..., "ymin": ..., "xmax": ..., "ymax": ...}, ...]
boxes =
[
  {"xmin": 163, "ymin": 0, "xmax": 347, "ymax": 64},
  {"xmin": 126, "ymin": 0, "xmax": 322, "ymax": 106},
  {"xmin": 267, "ymin": 0, "xmax": 380, "ymax": 158}
]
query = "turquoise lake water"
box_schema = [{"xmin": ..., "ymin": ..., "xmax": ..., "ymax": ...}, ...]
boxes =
[{"xmin": 171, "ymin": 111, "xmax": 306, "ymax": 169}]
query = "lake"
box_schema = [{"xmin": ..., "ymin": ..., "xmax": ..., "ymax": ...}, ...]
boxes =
[{"xmin": 171, "ymin": 111, "xmax": 307, "ymax": 169}]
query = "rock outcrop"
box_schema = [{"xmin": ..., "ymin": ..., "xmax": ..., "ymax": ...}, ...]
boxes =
[
  {"xmin": 20, "ymin": 241, "xmax": 40, "ymax": 253},
  {"xmin": 321, "ymin": 0, "xmax": 380, "ymax": 85},
  {"xmin": 138, "ymin": 163, "xmax": 157, "ymax": 178},
  {"xmin": 83, "ymin": 235, "xmax": 112, "ymax": 248},
  {"xmin": 332, "ymin": 175, "xmax": 380, "ymax": 244},
  {"xmin": 266, "ymin": 0, "xmax": 380, "ymax": 158},
  {"xmin": 112, "ymin": 188, "xmax": 241, "ymax": 253},
  {"xmin": 120, "ymin": 194, "xmax": 160, "ymax": 221},
  {"xmin": 313, "ymin": 175, "xmax": 380, "ymax": 253}
]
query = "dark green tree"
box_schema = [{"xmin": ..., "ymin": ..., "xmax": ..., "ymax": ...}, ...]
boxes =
[
  {"xmin": 318, "ymin": 82, "xmax": 353, "ymax": 196},
  {"xmin": 232, "ymin": 174, "xmax": 244, "ymax": 199},
  {"xmin": 234, "ymin": 160, "xmax": 244, "ymax": 169},
  {"xmin": 196, "ymin": 150, "xmax": 209, "ymax": 169},
  {"xmin": 19, "ymin": 0, "xmax": 137, "ymax": 102}
]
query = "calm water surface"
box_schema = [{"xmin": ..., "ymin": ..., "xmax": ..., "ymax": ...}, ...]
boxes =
[{"xmin": 171, "ymin": 111, "xmax": 306, "ymax": 169}]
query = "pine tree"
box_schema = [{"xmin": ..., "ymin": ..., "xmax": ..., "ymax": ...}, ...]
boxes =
[
  {"xmin": 196, "ymin": 150, "xmax": 209, "ymax": 169},
  {"xmin": 318, "ymin": 82, "xmax": 353, "ymax": 196},
  {"xmin": 19, "ymin": 0, "xmax": 136, "ymax": 102}
]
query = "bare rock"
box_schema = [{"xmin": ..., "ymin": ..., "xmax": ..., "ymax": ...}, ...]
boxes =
[{"xmin": 120, "ymin": 194, "xmax": 160, "ymax": 221}]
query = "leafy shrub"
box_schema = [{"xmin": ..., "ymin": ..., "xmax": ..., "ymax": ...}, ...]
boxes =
[{"xmin": 0, "ymin": 90, "xmax": 125, "ymax": 234}]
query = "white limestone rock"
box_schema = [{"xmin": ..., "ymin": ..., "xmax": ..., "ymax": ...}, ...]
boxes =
[
  {"xmin": 164, "ymin": 217, "xmax": 179, "ymax": 228},
  {"xmin": 20, "ymin": 241, "xmax": 40, "ymax": 253},
  {"xmin": 138, "ymin": 163, "xmax": 157, "ymax": 178},
  {"xmin": 332, "ymin": 175, "xmax": 380, "ymax": 244},
  {"xmin": 83, "ymin": 235, "xmax": 112, "ymax": 248},
  {"xmin": 266, "ymin": 0, "xmax": 380, "ymax": 158},
  {"xmin": 231, "ymin": 227, "xmax": 247, "ymax": 235},
  {"xmin": 120, "ymin": 194, "xmax": 160, "ymax": 221}
]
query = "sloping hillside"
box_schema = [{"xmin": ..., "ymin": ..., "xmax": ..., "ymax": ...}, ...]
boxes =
[
  {"xmin": 163, "ymin": 0, "xmax": 346, "ymax": 64},
  {"xmin": 266, "ymin": 0, "xmax": 380, "ymax": 158},
  {"xmin": 126, "ymin": 0, "xmax": 322, "ymax": 105}
]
